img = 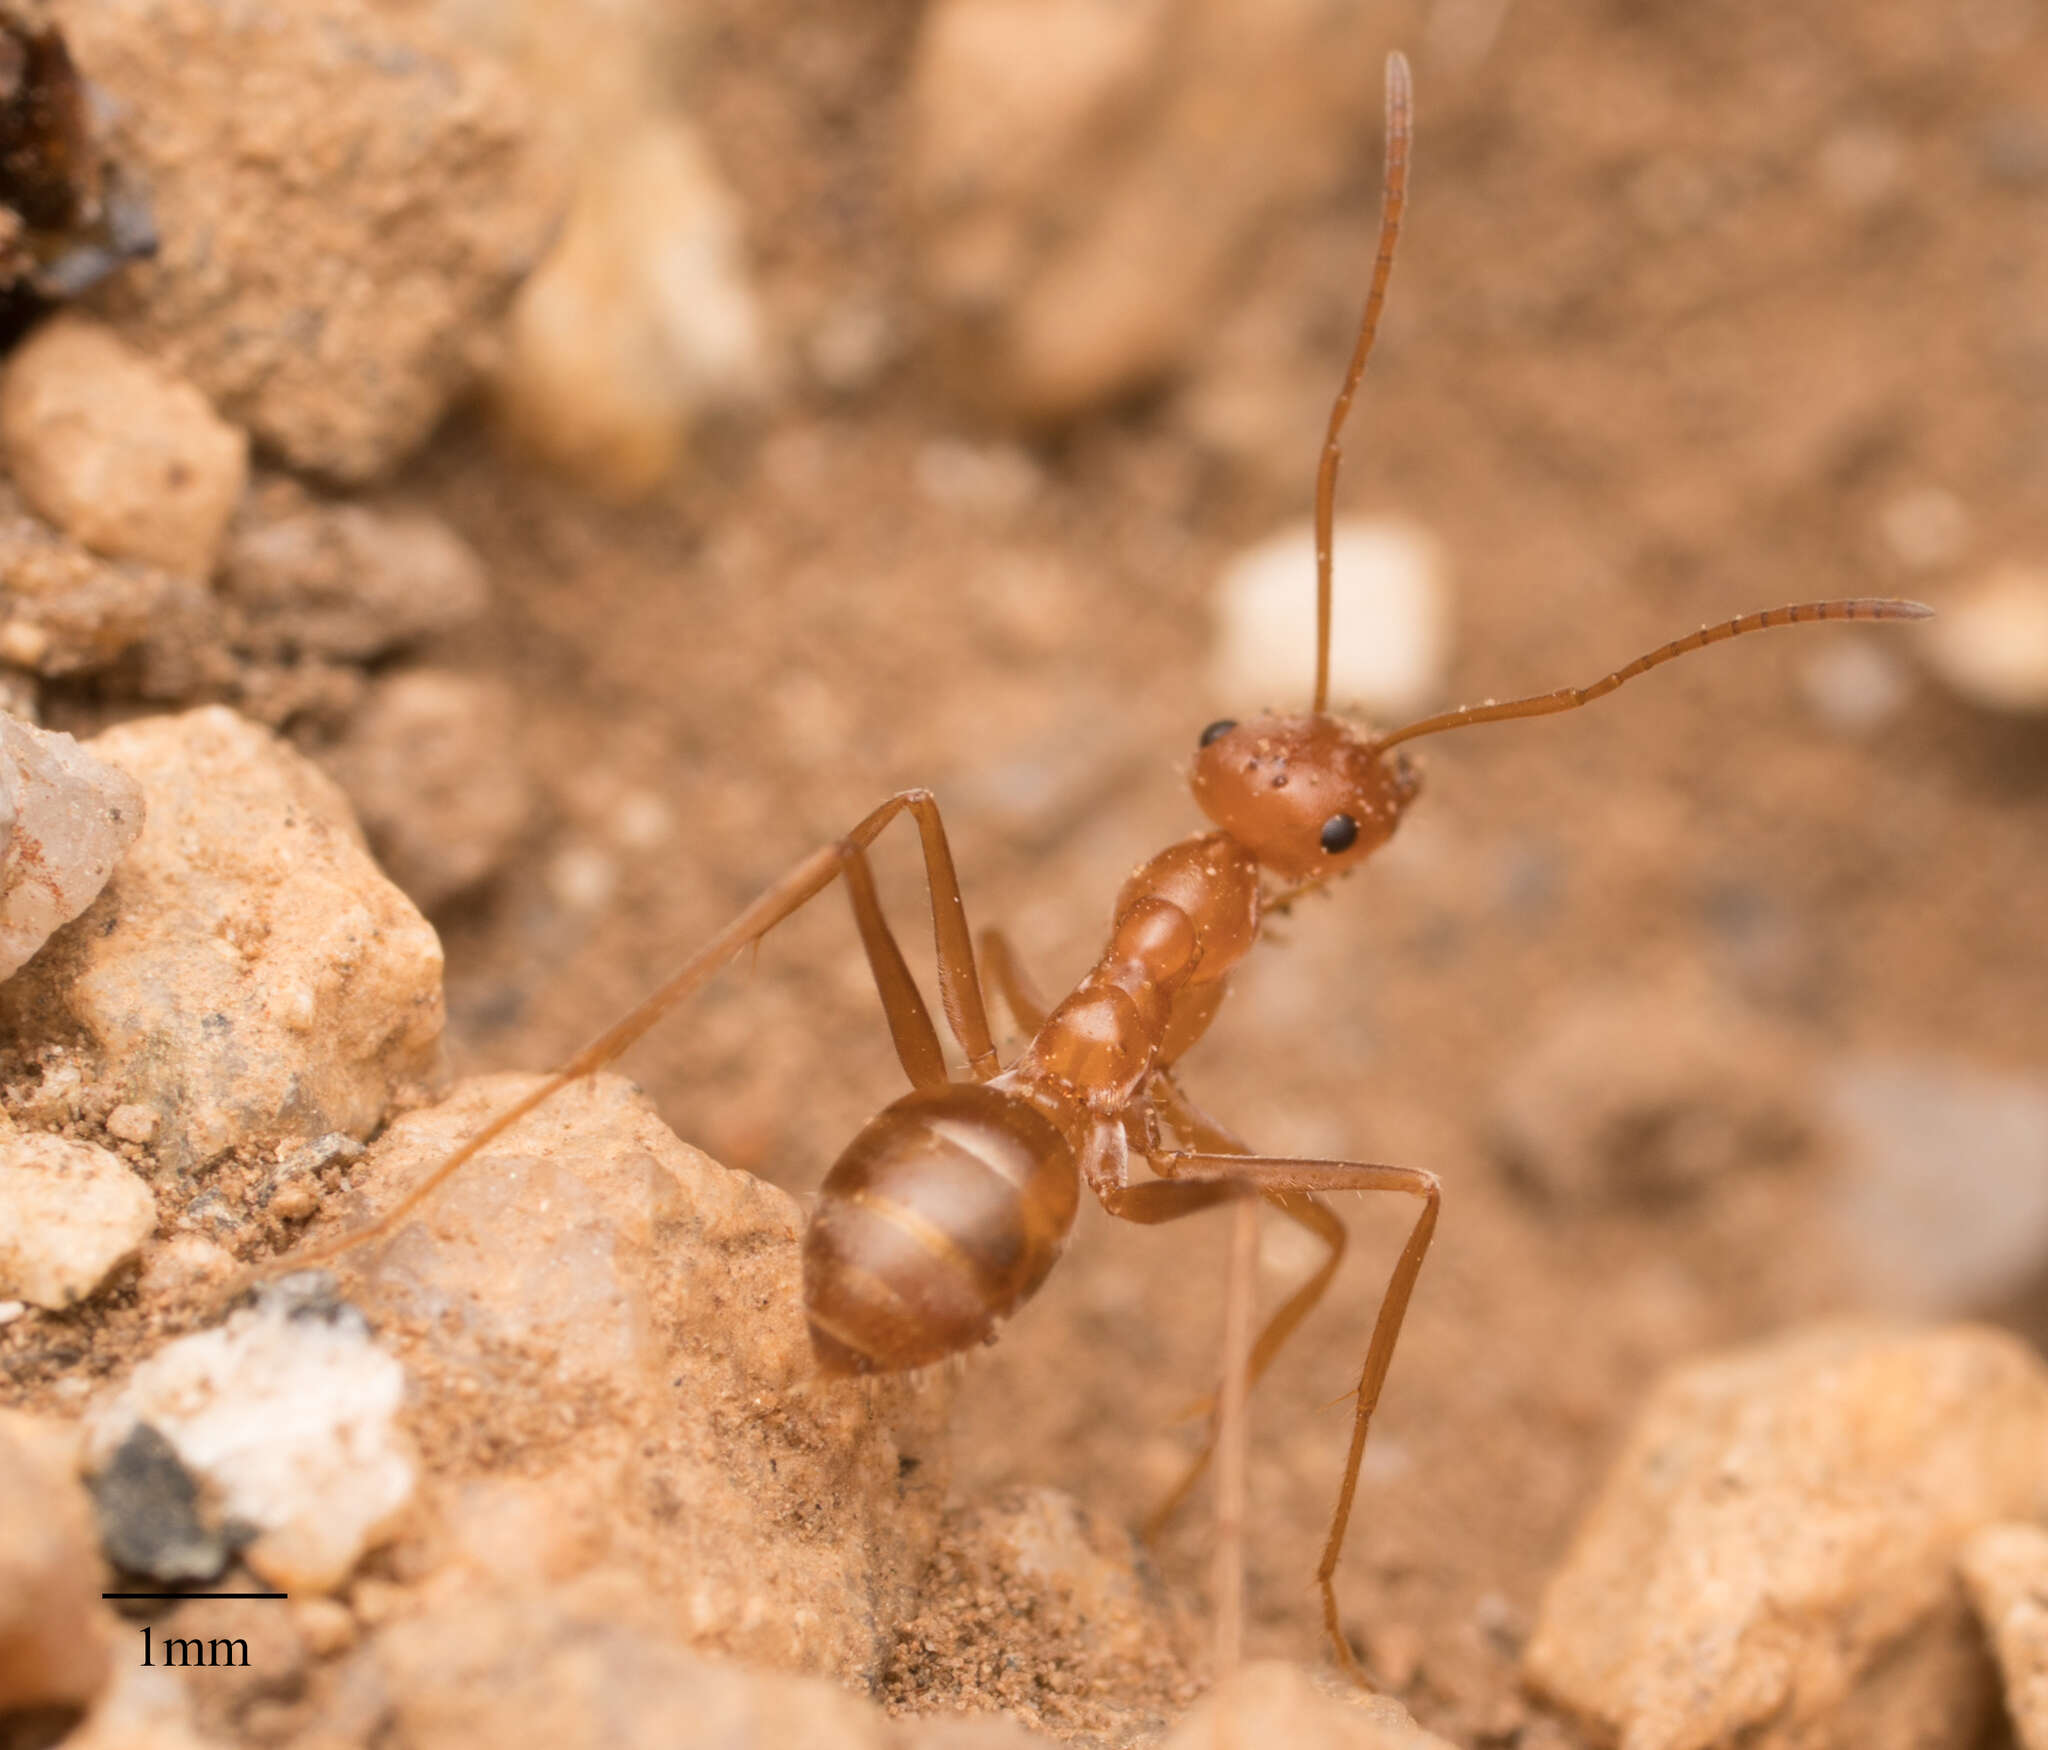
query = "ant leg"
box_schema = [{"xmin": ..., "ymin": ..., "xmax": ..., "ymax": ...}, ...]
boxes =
[
  {"xmin": 977, "ymin": 926, "xmax": 1050, "ymax": 1033},
  {"xmin": 263, "ymin": 789, "xmax": 995, "ymax": 1281},
  {"xmin": 1140, "ymin": 1076, "xmax": 1348, "ymax": 1541},
  {"xmin": 1109, "ymin": 1151, "xmax": 1439, "ymax": 1686}
]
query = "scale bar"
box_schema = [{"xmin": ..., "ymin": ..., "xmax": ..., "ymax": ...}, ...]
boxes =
[{"xmin": 103, "ymin": 1591, "xmax": 289, "ymax": 1600}]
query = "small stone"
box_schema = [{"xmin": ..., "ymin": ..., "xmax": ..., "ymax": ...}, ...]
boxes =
[
  {"xmin": 1523, "ymin": 1322, "xmax": 2048, "ymax": 1750},
  {"xmin": 544, "ymin": 842, "xmax": 618, "ymax": 915},
  {"xmin": 0, "ymin": 712, "xmax": 146, "ymax": 981},
  {"xmin": 292, "ymin": 1597, "xmax": 357, "ymax": 1659},
  {"xmin": 1922, "ymin": 564, "xmax": 2048, "ymax": 715},
  {"xmin": 495, "ymin": 114, "xmax": 768, "ymax": 499},
  {"xmin": 1212, "ymin": 516, "xmax": 1449, "ymax": 720},
  {"xmin": 0, "ymin": 314, "xmax": 248, "ymax": 577},
  {"xmin": 86, "ymin": 1291, "xmax": 416, "ymax": 1595},
  {"xmin": 1798, "ymin": 639, "xmax": 1913, "ymax": 734},
  {"xmin": 86, "ymin": 1422, "xmax": 228, "ymax": 1585},
  {"xmin": 0, "ymin": 1299, "xmax": 23, "ymax": 1324},
  {"xmin": 268, "ymin": 1181, "xmax": 318, "ymax": 1223},
  {"xmin": 320, "ymin": 670, "xmax": 534, "ymax": 909},
  {"xmin": 1489, "ymin": 985, "xmax": 1824, "ymax": 1206},
  {"xmin": 1960, "ymin": 1522, "xmax": 2048, "ymax": 1750},
  {"xmin": 106, "ymin": 1102, "xmax": 160, "ymax": 1145},
  {"xmin": 0, "ymin": 707, "xmax": 445, "ymax": 1172},
  {"xmin": 0, "ymin": 1130, "xmax": 156, "ymax": 1308},
  {"xmin": 1162, "ymin": 1661, "xmax": 1456, "ymax": 1749},
  {"xmin": 221, "ymin": 477, "xmax": 490, "ymax": 662},
  {"xmin": 1877, "ymin": 485, "xmax": 1970, "ymax": 572},
  {"xmin": 0, "ymin": 1410, "xmax": 114, "ymax": 1717},
  {"xmin": 67, "ymin": 0, "xmax": 564, "ymax": 482},
  {"xmin": 136, "ymin": 1234, "xmax": 235, "ymax": 1304},
  {"xmin": 63, "ymin": 1660, "xmax": 224, "ymax": 1750},
  {"xmin": 1826, "ymin": 1054, "xmax": 2048, "ymax": 1316}
]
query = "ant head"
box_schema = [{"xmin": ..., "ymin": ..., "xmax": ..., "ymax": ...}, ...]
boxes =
[{"xmin": 1190, "ymin": 714, "xmax": 1420, "ymax": 882}]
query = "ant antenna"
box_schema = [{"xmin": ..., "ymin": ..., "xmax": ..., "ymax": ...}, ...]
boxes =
[
  {"xmin": 1313, "ymin": 49, "xmax": 1412, "ymax": 716},
  {"xmin": 1372, "ymin": 597, "xmax": 1934, "ymax": 752}
]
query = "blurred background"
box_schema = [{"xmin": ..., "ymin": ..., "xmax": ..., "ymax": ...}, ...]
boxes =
[
  {"xmin": 381, "ymin": 0, "xmax": 2048, "ymax": 1729},
  {"xmin": 55, "ymin": 0, "xmax": 2044, "ymax": 1735}
]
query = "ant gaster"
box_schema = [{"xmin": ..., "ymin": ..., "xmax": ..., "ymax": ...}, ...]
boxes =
[{"xmin": 263, "ymin": 51, "xmax": 1928, "ymax": 1685}]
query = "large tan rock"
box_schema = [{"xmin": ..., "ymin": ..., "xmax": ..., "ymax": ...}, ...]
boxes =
[
  {"xmin": 1523, "ymin": 1323, "xmax": 2048, "ymax": 1750},
  {"xmin": 907, "ymin": 0, "xmax": 1397, "ymax": 422},
  {"xmin": 69, "ymin": 0, "xmax": 562, "ymax": 482},
  {"xmin": 0, "ymin": 707, "xmax": 444, "ymax": 1171},
  {"xmin": 0, "ymin": 314, "xmax": 247, "ymax": 577},
  {"xmin": 341, "ymin": 1073, "xmax": 954, "ymax": 1684},
  {"xmin": 1961, "ymin": 1522, "xmax": 2048, "ymax": 1750},
  {"xmin": 0, "ymin": 1411, "xmax": 113, "ymax": 1718},
  {"xmin": 0, "ymin": 1128, "xmax": 155, "ymax": 1308}
]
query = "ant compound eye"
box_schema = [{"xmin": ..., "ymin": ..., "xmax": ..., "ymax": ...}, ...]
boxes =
[
  {"xmin": 1199, "ymin": 719, "xmax": 1238, "ymax": 748},
  {"xmin": 1319, "ymin": 813, "xmax": 1360, "ymax": 854}
]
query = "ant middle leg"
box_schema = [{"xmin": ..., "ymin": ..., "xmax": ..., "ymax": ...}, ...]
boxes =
[{"xmin": 259, "ymin": 788, "xmax": 996, "ymax": 1282}]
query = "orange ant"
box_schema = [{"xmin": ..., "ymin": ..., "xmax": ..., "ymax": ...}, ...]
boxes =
[{"xmin": 266, "ymin": 51, "xmax": 1928, "ymax": 1686}]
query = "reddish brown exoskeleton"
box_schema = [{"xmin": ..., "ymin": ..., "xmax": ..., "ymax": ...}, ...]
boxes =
[{"xmin": 270, "ymin": 52, "xmax": 1928, "ymax": 1684}]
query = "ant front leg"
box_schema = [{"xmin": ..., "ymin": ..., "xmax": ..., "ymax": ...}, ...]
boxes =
[
  {"xmin": 1108, "ymin": 1140, "xmax": 1440, "ymax": 1687},
  {"xmin": 259, "ymin": 788, "xmax": 997, "ymax": 1283}
]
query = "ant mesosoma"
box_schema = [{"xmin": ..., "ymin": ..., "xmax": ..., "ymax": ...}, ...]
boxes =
[{"xmin": 264, "ymin": 51, "xmax": 1927, "ymax": 1686}]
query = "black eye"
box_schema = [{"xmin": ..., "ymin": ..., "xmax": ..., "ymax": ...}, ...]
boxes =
[
  {"xmin": 1199, "ymin": 719, "xmax": 1237, "ymax": 748},
  {"xmin": 1320, "ymin": 813, "xmax": 1359, "ymax": 854}
]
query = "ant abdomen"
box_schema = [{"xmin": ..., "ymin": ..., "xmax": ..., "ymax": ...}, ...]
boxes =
[{"xmin": 802, "ymin": 1080, "xmax": 1081, "ymax": 1374}]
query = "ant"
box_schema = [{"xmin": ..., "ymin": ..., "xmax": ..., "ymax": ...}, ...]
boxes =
[{"xmin": 261, "ymin": 51, "xmax": 1928, "ymax": 1689}]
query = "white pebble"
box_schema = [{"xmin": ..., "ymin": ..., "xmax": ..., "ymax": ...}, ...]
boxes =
[
  {"xmin": 1922, "ymin": 565, "xmax": 2048, "ymax": 714},
  {"xmin": 87, "ymin": 1294, "xmax": 415, "ymax": 1594},
  {"xmin": 1211, "ymin": 514, "xmax": 1450, "ymax": 719},
  {"xmin": 1798, "ymin": 640, "xmax": 1913, "ymax": 734},
  {"xmin": 0, "ymin": 715, "xmax": 146, "ymax": 981},
  {"xmin": 0, "ymin": 1131, "xmax": 156, "ymax": 1308},
  {"xmin": 0, "ymin": 1300, "xmax": 24, "ymax": 1324},
  {"xmin": 546, "ymin": 843, "xmax": 619, "ymax": 915},
  {"xmin": 104, "ymin": 1103, "xmax": 160, "ymax": 1145},
  {"xmin": 1877, "ymin": 485, "xmax": 1970, "ymax": 572}
]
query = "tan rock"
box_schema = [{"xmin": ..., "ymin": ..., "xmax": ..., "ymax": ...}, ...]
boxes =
[
  {"xmin": 68, "ymin": 0, "xmax": 563, "ymax": 482},
  {"xmin": 377, "ymin": 1584, "xmax": 1052, "ymax": 1750},
  {"xmin": 1961, "ymin": 1521, "xmax": 2048, "ymax": 1750},
  {"xmin": 908, "ymin": 0, "xmax": 1398, "ymax": 421},
  {"xmin": 64, "ymin": 1661, "xmax": 225, "ymax": 1750},
  {"xmin": 0, "ymin": 707, "xmax": 444, "ymax": 1172},
  {"xmin": 345, "ymin": 1073, "xmax": 953, "ymax": 1683},
  {"xmin": 221, "ymin": 476, "xmax": 490, "ymax": 662},
  {"xmin": 1162, "ymin": 1661, "xmax": 1456, "ymax": 1749},
  {"xmin": 0, "ymin": 1129, "xmax": 156, "ymax": 1308},
  {"xmin": 0, "ymin": 314, "xmax": 247, "ymax": 576},
  {"xmin": 0, "ymin": 711, "xmax": 145, "ymax": 980},
  {"xmin": 321, "ymin": 670, "xmax": 533, "ymax": 909},
  {"xmin": 0, "ymin": 1410, "xmax": 113, "ymax": 1717},
  {"xmin": 495, "ymin": 114, "xmax": 769, "ymax": 500},
  {"xmin": 1523, "ymin": 1322, "xmax": 2048, "ymax": 1750}
]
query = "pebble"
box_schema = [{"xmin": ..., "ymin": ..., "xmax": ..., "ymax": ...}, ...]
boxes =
[
  {"xmin": 0, "ymin": 711, "xmax": 146, "ymax": 981},
  {"xmin": 1523, "ymin": 1322, "xmax": 2048, "ymax": 1750},
  {"xmin": 221, "ymin": 477, "xmax": 491, "ymax": 662},
  {"xmin": 349, "ymin": 1073, "xmax": 953, "ymax": 1682},
  {"xmin": 1797, "ymin": 639, "xmax": 1913, "ymax": 734},
  {"xmin": 1825, "ymin": 1053, "xmax": 2048, "ymax": 1316},
  {"xmin": 1489, "ymin": 984, "xmax": 1823, "ymax": 1206},
  {"xmin": 0, "ymin": 314, "xmax": 249, "ymax": 577},
  {"xmin": 67, "ymin": 0, "xmax": 563, "ymax": 482},
  {"xmin": 1876, "ymin": 484, "xmax": 1970, "ymax": 572},
  {"xmin": 908, "ymin": 0, "xmax": 1399, "ymax": 420},
  {"xmin": 1960, "ymin": 1522, "xmax": 2048, "ymax": 1750},
  {"xmin": 106, "ymin": 1102, "xmax": 160, "ymax": 1145},
  {"xmin": 321, "ymin": 670, "xmax": 534, "ymax": 910},
  {"xmin": 496, "ymin": 114, "xmax": 769, "ymax": 499},
  {"xmin": 0, "ymin": 476, "xmax": 200, "ymax": 680},
  {"xmin": 0, "ymin": 1129, "xmax": 156, "ymax": 1308},
  {"xmin": 0, "ymin": 707, "xmax": 445, "ymax": 1172},
  {"xmin": 86, "ymin": 1289, "xmax": 416, "ymax": 1595},
  {"xmin": 86, "ymin": 1421, "xmax": 228, "ymax": 1585},
  {"xmin": 1163, "ymin": 1662, "xmax": 1456, "ymax": 1749},
  {"xmin": 1212, "ymin": 515, "xmax": 1449, "ymax": 719},
  {"xmin": 62, "ymin": 1661, "xmax": 224, "ymax": 1750},
  {"xmin": 0, "ymin": 1411, "xmax": 113, "ymax": 1718},
  {"xmin": 1921, "ymin": 564, "xmax": 2048, "ymax": 714}
]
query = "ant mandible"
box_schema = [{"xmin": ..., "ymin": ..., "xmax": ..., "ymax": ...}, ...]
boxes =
[{"xmin": 267, "ymin": 50, "xmax": 1928, "ymax": 1686}]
